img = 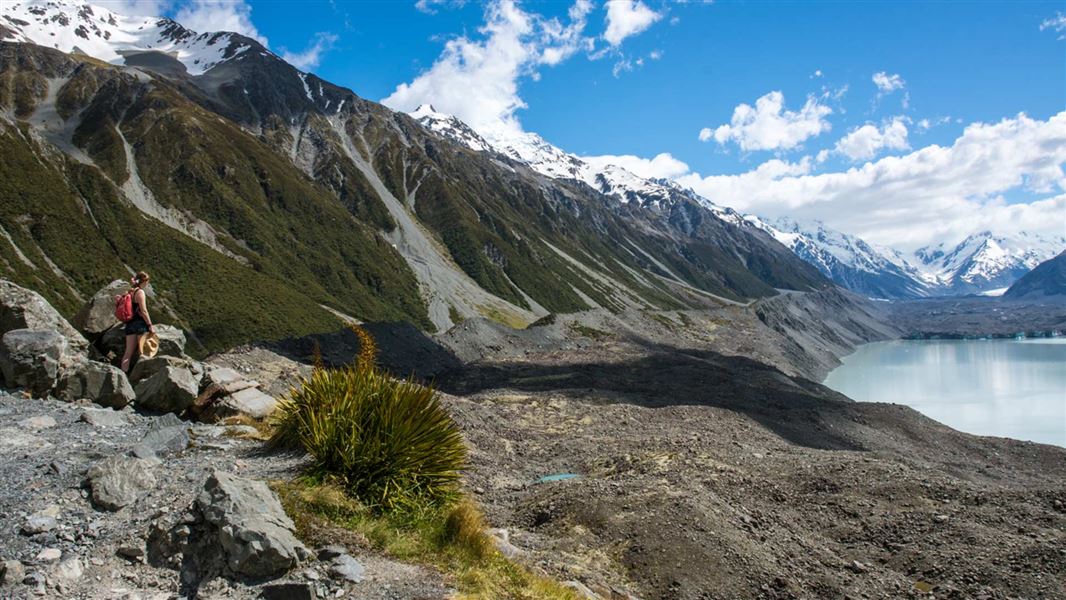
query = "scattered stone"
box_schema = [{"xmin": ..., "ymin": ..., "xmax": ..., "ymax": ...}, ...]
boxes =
[
  {"xmin": 79, "ymin": 408, "xmax": 128, "ymax": 428},
  {"xmin": 19, "ymin": 415, "xmax": 57, "ymax": 429},
  {"xmin": 71, "ymin": 280, "xmax": 128, "ymax": 336},
  {"xmin": 35, "ymin": 548, "xmax": 61, "ymax": 563},
  {"xmin": 86, "ymin": 455, "xmax": 159, "ymax": 511},
  {"xmin": 134, "ymin": 366, "xmax": 198, "ymax": 413},
  {"xmin": 57, "ymin": 360, "xmax": 136, "ymax": 409},
  {"xmin": 117, "ymin": 544, "xmax": 145, "ymax": 563},
  {"xmin": 131, "ymin": 414, "xmax": 189, "ymax": 458},
  {"xmin": 328, "ymin": 554, "xmax": 365, "ymax": 583},
  {"xmin": 489, "ymin": 528, "xmax": 524, "ymax": 558},
  {"xmin": 317, "ymin": 545, "xmax": 346, "ymax": 561},
  {"xmin": 934, "ymin": 514, "xmax": 950, "ymax": 523},
  {"xmin": 849, "ymin": 560, "xmax": 869, "ymax": 573},
  {"xmin": 54, "ymin": 556, "xmax": 83, "ymax": 581},
  {"xmin": 261, "ymin": 582, "xmax": 317, "ymax": 600},
  {"xmin": 195, "ymin": 471, "xmax": 310, "ymax": 577},
  {"xmin": 204, "ymin": 367, "xmax": 259, "ymax": 394},
  {"xmin": 202, "ymin": 387, "xmax": 277, "ymax": 422},
  {"xmin": 20, "ymin": 515, "xmax": 58, "ymax": 535},
  {"xmin": 0, "ymin": 329, "xmax": 68, "ymax": 397},
  {"xmin": 563, "ymin": 580, "xmax": 601, "ymax": 599},
  {"xmin": 1, "ymin": 560, "xmax": 26, "ymax": 585},
  {"xmin": 0, "ymin": 280, "xmax": 88, "ymax": 351}
]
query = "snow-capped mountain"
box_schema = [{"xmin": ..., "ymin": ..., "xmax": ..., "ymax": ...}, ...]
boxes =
[
  {"xmin": 1, "ymin": 0, "xmax": 255, "ymax": 76},
  {"xmin": 411, "ymin": 104, "xmax": 725, "ymax": 215},
  {"xmin": 914, "ymin": 231, "xmax": 1066, "ymax": 295},
  {"xmin": 746, "ymin": 217, "xmax": 934, "ymax": 299}
]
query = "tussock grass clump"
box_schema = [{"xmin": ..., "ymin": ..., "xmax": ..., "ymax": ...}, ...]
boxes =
[{"xmin": 270, "ymin": 325, "xmax": 467, "ymax": 510}]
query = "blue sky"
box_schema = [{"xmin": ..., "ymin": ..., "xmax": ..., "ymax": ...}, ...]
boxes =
[{"xmin": 136, "ymin": 0, "xmax": 1066, "ymax": 249}]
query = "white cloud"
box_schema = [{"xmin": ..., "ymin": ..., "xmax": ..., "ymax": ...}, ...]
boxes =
[
  {"xmin": 835, "ymin": 117, "xmax": 910, "ymax": 161},
  {"xmin": 415, "ymin": 0, "xmax": 468, "ymax": 15},
  {"xmin": 1040, "ymin": 12, "xmax": 1066, "ymax": 39},
  {"xmin": 676, "ymin": 112, "xmax": 1066, "ymax": 249},
  {"xmin": 174, "ymin": 0, "xmax": 268, "ymax": 45},
  {"xmin": 582, "ymin": 152, "xmax": 691, "ymax": 179},
  {"xmin": 603, "ymin": 0, "xmax": 662, "ymax": 46},
  {"xmin": 102, "ymin": 1, "xmax": 173, "ymax": 16},
  {"xmin": 649, "ymin": 49, "xmax": 662, "ymax": 60},
  {"xmin": 280, "ymin": 32, "xmax": 338, "ymax": 71},
  {"xmin": 810, "ymin": 69, "xmax": 823, "ymax": 79},
  {"xmin": 702, "ymin": 91, "xmax": 832, "ymax": 152},
  {"xmin": 872, "ymin": 71, "xmax": 905, "ymax": 94},
  {"xmin": 382, "ymin": 0, "xmax": 593, "ymax": 137}
]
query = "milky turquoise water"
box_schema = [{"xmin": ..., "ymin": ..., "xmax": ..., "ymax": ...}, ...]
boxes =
[{"xmin": 824, "ymin": 338, "xmax": 1066, "ymax": 447}]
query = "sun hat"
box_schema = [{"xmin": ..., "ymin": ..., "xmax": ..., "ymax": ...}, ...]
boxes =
[{"xmin": 139, "ymin": 332, "xmax": 160, "ymax": 358}]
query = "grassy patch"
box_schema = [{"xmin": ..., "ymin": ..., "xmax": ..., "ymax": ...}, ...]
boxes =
[
  {"xmin": 644, "ymin": 312, "xmax": 679, "ymax": 332},
  {"xmin": 476, "ymin": 304, "xmax": 530, "ymax": 330},
  {"xmin": 275, "ymin": 479, "xmax": 580, "ymax": 600}
]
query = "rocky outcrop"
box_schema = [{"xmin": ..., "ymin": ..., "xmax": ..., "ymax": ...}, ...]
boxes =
[
  {"xmin": 71, "ymin": 280, "xmax": 127, "ymax": 336},
  {"xmin": 56, "ymin": 359, "xmax": 136, "ymax": 408},
  {"xmin": 149, "ymin": 471, "xmax": 310, "ymax": 582},
  {"xmin": 0, "ymin": 329, "xmax": 69, "ymax": 397},
  {"xmin": 154, "ymin": 325, "xmax": 187, "ymax": 357},
  {"xmin": 0, "ymin": 281, "xmax": 88, "ymax": 352},
  {"xmin": 134, "ymin": 366, "xmax": 199, "ymax": 413},
  {"xmin": 129, "ymin": 355, "xmax": 201, "ymax": 384}
]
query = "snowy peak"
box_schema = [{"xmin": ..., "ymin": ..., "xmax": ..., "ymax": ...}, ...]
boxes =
[
  {"xmin": 410, "ymin": 104, "xmax": 495, "ymax": 153},
  {"xmin": 914, "ymin": 230, "xmax": 1065, "ymax": 292},
  {"xmin": 1, "ymin": 0, "xmax": 255, "ymax": 76}
]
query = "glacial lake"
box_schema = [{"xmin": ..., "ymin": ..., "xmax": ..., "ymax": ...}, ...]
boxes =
[{"xmin": 824, "ymin": 338, "xmax": 1066, "ymax": 447}]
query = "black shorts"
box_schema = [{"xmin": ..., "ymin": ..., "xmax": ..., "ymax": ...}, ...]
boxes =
[{"xmin": 124, "ymin": 320, "xmax": 149, "ymax": 335}]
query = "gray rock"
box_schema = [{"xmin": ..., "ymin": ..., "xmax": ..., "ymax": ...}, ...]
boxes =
[
  {"xmin": 20, "ymin": 515, "xmax": 57, "ymax": 535},
  {"xmin": 316, "ymin": 545, "xmax": 346, "ymax": 561},
  {"xmin": 35, "ymin": 548, "xmax": 61, "ymax": 562},
  {"xmin": 57, "ymin": 359, "xmax": 135, "ymax": 408},
  {"xmin": 86, "ymin": 455, "xmax": 159, "ymax": 511},
  {"xmin": 129, "ymin": 355, "xmax": 197, "ymax": 384},
  {"xmin": 328, "ymin": 554, "xmax": 365, "ymax": 583},
  {"xmin": 563, "ymin": 580, "xmax": 602, "ymax": 599},
  {"xmin": 196, "ymin": 471, "xmax": 310, "ymax": 578},
  {"xmin": 154, "ymin": 325, "xmax": 187, "ymax": 357},
  {"xmin": 134, "ymin": 366, "xmax": 198, "ymax": 413},
  {"xmin": 131, "ymin": 416, "xmax": 189, "ymax": 458},
  {"xmin": 71, "ymin": 280, "xmax": 128, "ymax": 336},
  {"xmin": 18, "ymin": 415, "xmax": 57, "ymax": 429},
  {"xmin": 1, "ymin": 560, "xmax": 26, "ymax": 585},
  {"xmin": 261, "ymin": 582, "xmax": 317, "ymax": 600},
  {"xmin": 79, "ymin": 408, "xmax": 129, "ymax": 428},
  {"xmin": 0, "ymin": 329, "xmax": 67, "ymax": 396},
  {"xmin": 117, "ymin": 544, "xmax": 145, "ymax": 562},
  {"xmin": 203, "ymin": 387, "xmax": 277, "ymax": 422},
  {"xmin": 0, "ymin": 280, "xmax": 87, "ymax": 351},
  {"xmin": 204, "ymin": 367, "xmax": 258, "ymax": 394},
  {"xmin": 53, "ymin": 556, "xmax": 82, "ymax": 581}
]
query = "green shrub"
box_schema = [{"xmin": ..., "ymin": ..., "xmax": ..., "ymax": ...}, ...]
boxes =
[{"xmin": 270, "ymin": 362, "xmax": 467, "ymax": 511}]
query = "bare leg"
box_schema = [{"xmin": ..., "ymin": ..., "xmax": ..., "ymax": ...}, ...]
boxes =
[{"xmin": 120, "ymin": 334, "xmax": 139, "ymax": 373}]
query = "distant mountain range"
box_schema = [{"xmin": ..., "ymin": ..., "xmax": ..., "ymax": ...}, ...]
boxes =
[{"xmin": 411, "ymin": 106, "xmax": 1064, "ymax": 300}]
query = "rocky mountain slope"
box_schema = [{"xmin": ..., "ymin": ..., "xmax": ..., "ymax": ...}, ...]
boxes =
[
  {"xmin": 914, "ymin": 230, "xmax": 1065, "ymax": 296},
  {"xmin": 1003, "ymin": 250, "xmax": 1066, "ymax": 299},
  {"xmin": 0, "ymin": 0, "xmax": 829, "ymax": 355}
]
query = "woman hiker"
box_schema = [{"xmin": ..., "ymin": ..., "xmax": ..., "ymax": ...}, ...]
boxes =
[{"xmin": 120, "ymin": 271, "xmax": 155, "ymax": 373}]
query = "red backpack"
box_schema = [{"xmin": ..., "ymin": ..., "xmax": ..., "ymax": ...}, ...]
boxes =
[{"xmin": 114, "ymin": 291, "xmax": 134, "ymax": 322}]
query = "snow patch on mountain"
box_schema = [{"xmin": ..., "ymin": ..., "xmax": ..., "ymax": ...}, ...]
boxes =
[
  {"xmin": 1, "ymin": 0, "xmax": 253, "ymax": 76},
  {"xmin": 914, "ymin": 231, "xmax": 1065, "ymax": 293}
]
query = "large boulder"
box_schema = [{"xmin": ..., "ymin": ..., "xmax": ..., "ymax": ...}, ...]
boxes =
[
  {"xmin": 0, "ymin": 329, "xmax": 68, "ymax": 396},
  {"xmin": 200, "ymin": 387, "xmax": 278, "ymax": 423},
  {"xmin": 86, "ymin": 455, "xmax": 159, "ymax": 511},
  {"xmin": 71, "ymin": 280, "xmax": 127, "ymax": 337},
  {"xmin": 56, "ymin": 359, "xmax": 136, "ymax": 408},
  {"xmin": 0, "ymin": 280, "xmax": 87, "ymax": 352},
  {"xmin": 134, "ymin": 366, "xmax": 198, "ymax": 413},
  {"xmin": 197, "ymin": 472, "xmax": 310, "ymax": 578},
  {"xmin": 129, "ymin": 355, "xmax": 201, "ymax": 384},
  {"xmin": 154, "ymin": 324, "xmax": 186, "ymax": 357}
]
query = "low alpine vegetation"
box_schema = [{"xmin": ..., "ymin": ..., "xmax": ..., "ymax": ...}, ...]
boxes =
[{"xmin": 270, "ymin": 325, "xmax": 467, "ymax": 511}]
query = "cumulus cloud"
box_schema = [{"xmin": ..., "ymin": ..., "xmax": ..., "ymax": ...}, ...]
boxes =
[
  {"xmin": 835, "ymin": 117, "xmax": 910, "ymax": 161},
  {"xmin": 174, "ymin": 0, "xmax": 268, "ymax": 45},
  {"xmin": 582, "ymin": 152, "xmax": 691, "ymax": 179},
  {"xmin": 279, "ymin": 32, "xmax": 338, "ymax": 71},
  {"xmin": 603, "ymin": 0, "xmax": 662, "ymax": 46},
  {"xmin": 700, "ymin": 91, "xmax": 832, "ymax": 152},
  {"xmin": 676, "ymin": 112, "xmax": 1066, "ymax": 249},
  {"xmin": 1041, "ymin": 12, "xmax": 1066, "ymax": 39},
  {"xmin": 382, "ymin": 0, "xmax": 594, "ymax": 137},
  {"xmin": 872, "ymin": 71, "xmax": 905, "ymax": 94}
]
